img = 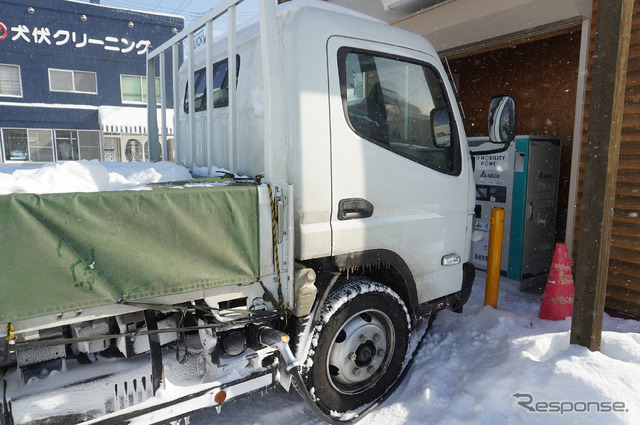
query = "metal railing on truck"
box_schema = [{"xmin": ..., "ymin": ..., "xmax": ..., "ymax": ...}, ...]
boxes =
[{"xmin": 146, "ymin": 0, "xmax": 288, "ymax": 185}]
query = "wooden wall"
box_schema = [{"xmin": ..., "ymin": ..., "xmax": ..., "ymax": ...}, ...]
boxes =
[
  {"xmin": 445, "ymin": 0, "xmax": 640, "ymax": 318},
  {"xmin": 446, "ymin": 31, "xmax": 582, "ymax": 219},
  {"xmin": 574, "ymin": 0, "xmax": 640, "ymax": 317}
]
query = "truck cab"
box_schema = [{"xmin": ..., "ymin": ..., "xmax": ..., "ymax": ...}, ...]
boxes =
[
  {"xmin": 175, "ymin": 1, "xmax": 475, "ymax": 319},
  {"xmin": 165, "ymin": 2, "xmax": 481, "ymax": 415}
]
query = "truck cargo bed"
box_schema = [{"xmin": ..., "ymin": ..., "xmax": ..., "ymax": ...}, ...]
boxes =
[{"xmin": 0, "ymin": 179, "xmax": 260, "ymax": 324}]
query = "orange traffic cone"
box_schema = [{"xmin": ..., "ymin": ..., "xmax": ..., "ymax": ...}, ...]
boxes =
[{"xmin": 539, "ymin": 242, "xmax": 575, "ymax": 320}]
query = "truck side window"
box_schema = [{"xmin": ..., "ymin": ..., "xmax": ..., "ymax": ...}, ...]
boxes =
[
  {"xmin": 339, "ymin": 48, "xmax": 460, "ymax": 175},
  {"xmin": 184, "ymin": 55, "xmax": 240, "ymax": 113}
]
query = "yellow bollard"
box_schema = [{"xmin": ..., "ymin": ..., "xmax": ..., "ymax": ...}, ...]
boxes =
[{"xmin": 484, "ymin": 207, "xmax": 505, "ymax": 308}]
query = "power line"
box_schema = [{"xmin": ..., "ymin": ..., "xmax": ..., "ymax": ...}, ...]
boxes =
[
  {"xmin": 174, "ymin": 0, "xmax": 199, "ymax": 16},
  {"xmin": 152, "ymin": 0, "xmax": 165, "ymax": 12},
  {"xmin": 170, "ymin": 0, "xmax": 191, "ymax": 15},
  {"xmin": 78, "ymin": 0, "xmax": 259, "ymax": 26},
  {"xmin": 88, "ymin": 0, "xmax": 197, "ymax": 18}
]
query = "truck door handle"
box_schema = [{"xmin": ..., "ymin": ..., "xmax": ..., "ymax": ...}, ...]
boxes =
[{"xmin": 338, "ymin": 198, "xmax": 374, "ymax": 220}]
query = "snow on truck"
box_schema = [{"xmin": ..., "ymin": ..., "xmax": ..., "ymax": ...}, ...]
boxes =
[{"xmin": 1, "ymin": 0, "xmax": 516, "ymax": 423}]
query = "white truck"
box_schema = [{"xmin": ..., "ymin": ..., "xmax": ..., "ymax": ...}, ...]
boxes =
[{"xmin": 0, "ymin": 1, "xmax": 515, "ymax": 423}]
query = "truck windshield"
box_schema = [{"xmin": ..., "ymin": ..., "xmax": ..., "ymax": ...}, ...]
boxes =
[{"xmin": 339, "ymin": 48, "xmax": 460, "ymax": 175}]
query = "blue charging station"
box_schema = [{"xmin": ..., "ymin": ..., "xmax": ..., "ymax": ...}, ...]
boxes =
[{"xmin": 469, "ymin": 135, "xmax": 561, "ymax": 289}]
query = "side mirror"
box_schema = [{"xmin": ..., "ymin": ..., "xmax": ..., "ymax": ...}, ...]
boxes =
[
  {"xmin": 488, "ymin": 95, "xmax": 516, "ymax": 143},
  {"xmin": 431, "ymin": 108, "xmax": 452, "ymax": 147}
]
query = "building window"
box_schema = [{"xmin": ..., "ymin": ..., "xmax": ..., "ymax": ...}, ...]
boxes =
[
  {"xmin": 78, "ymin": 130, "xmax": 101, "ymax": 160},
  {"xmin": 1, "ymin": 129, "xmax": 53, "ymax": 162},
  {"xmin": 29, "ymin": 130, "xmax": 55, "ymax": 162},
  {"xmin": 103, "ymin": 136, "xmax": 121, "ymax": 162},
  {"xmin": 2, "ymin": 129, "xmax": 28, "ymax": 161},
  {"xmin": 121, "ymin": 75, "xmax": 160, "ymax": 104},
  {"xmin": 54, "ymin": 130, "xmax": 101, "ymax": 160},
  {"xmin": 55, "ymin": 130, "xmax": 78, "ymax": 160},
  {"xmin": 1, "ymin": 129, "xmax": 100, "ymax": 162},
  {"xmin": 125, "ymin": 138, "xmax": 144, "ymax": 161},
  {"xmin": 49, "ymin": 69, "xmax": 97, "ymax": 94},
  {"xmin": 0, "ymin": 64, "xmax": 23, "ymax": 97}
]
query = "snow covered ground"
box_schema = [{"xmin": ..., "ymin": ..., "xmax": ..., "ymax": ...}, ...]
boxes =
[
  {"xmin": 2, "ymin": 161, "xmax": 639, "ymax": 424},
  {"xmin": 188, "ymin": 273, "xmax": 640, "ymax": 425}
]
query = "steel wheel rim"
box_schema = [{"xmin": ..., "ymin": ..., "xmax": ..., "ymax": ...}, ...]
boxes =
[{"xmin": 326, "ymin": 308, "xmax": 395, "ymax": 394}]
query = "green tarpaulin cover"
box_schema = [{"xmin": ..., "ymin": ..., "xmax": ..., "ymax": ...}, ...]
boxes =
[{"xmin": 0, "ymin": 179, "xmax": 260, "ymax": 323}]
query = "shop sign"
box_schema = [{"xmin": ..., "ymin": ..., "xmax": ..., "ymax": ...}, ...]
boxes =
[{"xmin": 0, "ymin": 21, "xmax": 150, "ymax": 55}]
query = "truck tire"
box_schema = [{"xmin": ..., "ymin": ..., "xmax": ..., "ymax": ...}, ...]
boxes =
[{"xmin": 302, "ymin": 278, "xmax": 411, "ymax": 415}]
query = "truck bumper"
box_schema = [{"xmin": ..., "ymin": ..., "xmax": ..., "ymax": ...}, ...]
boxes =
[
  {"xmin": 4, "ymin": 347, "xmax": 278, "ymax": 425},
  {"xmin": 85, "ymin": 370, "xmax": 276, "ymax": 425}
]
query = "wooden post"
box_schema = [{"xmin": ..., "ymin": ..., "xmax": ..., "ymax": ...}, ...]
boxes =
[{"xmin": 570, "ymin": 0, "xmax": 633, "ymax": 351}]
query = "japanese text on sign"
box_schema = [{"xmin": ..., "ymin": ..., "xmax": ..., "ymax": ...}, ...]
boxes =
[{"xmin": 0, "ymin": 22, "xmax": 150, "ymax": 55}]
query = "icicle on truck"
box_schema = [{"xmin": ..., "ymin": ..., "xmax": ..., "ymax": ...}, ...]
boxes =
[{"xmin": 0, "ymin": 0, "xmax": 516, "ymax": 423}]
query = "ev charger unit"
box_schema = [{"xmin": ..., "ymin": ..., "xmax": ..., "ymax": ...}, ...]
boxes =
[{"xmin": 469, "ymin": 135, "xmax": 561, "ymax": 290}]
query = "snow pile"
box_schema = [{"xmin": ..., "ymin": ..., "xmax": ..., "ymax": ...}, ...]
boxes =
[
  {"xmin": 190, "ymin": 274, "xmax": 640, "ymax": 425},
  {"xmin": 358, "ymin": 277, "xmax": 640, "ymax": 425},
  {"xmin": 371, "ymin": 279, "xmax": 640, "ymax": 425},
  {"xmin": 0, "ymin": 160, "xmax": 192, "ymax": 194}
]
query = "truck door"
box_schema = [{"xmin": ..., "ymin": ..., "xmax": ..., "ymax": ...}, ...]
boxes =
[{"xmin": 327, "ymin": 37, "xmax": 472, "ymax": 303}]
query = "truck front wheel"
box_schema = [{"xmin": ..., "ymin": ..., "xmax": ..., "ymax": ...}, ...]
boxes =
[{"xmin": 302, "ymin": 278, "xmax": 411, "ymax": 415}]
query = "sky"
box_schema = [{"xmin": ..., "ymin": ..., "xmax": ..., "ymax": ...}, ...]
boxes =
[{"xmin": 76, "ymin": 0, "xmax": 261, "ymax": 27}]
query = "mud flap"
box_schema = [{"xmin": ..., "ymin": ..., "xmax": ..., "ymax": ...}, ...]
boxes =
[
  {"xmin": 450, "ymin": 262, "xmax": 475, "ymax": 313},
  {"xmin": 144, "ymin": 310, "xmax": 163, "ymax": 395}
]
